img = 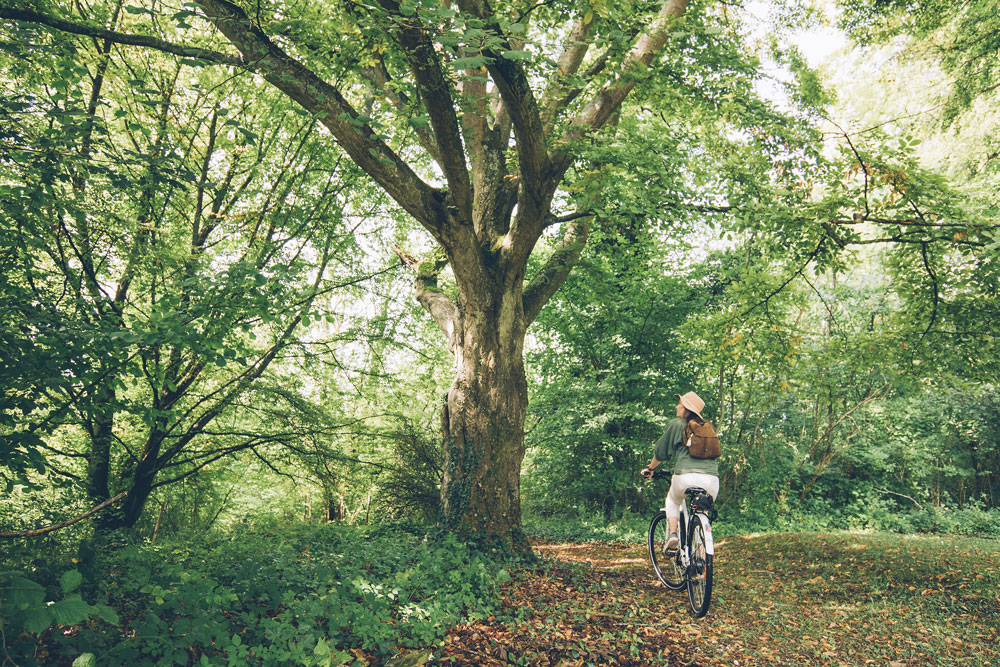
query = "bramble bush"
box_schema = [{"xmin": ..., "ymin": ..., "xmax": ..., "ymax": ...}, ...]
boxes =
[{"xmin": 0, "ymin": 523, "xmax": 511, "ymax": 666}]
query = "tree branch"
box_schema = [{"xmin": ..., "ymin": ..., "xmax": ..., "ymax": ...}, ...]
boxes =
[
  {"xmin": 191, "ymin": 0, "xmax": 450, "ymax": 234},
  {"xmin": 378, "ymin": 0, "xmax": 473, "ymax": 219},
  {"xmin": 0, "ymin": 491, "xmax": 128, "ymax": 539},
  {"xmin": 394, "ymin": 245, "xmax": 460, "ymax": 351},
  {"xmin": 3, "ymin": 1, "xmax": 452, "ymax": 236},
  {"xmin": 919, "ymin": 242, "xmax": 940, "ymax": 342},
  {"xmin": 359, "ymin": 56, "xmax": 444, "ymax": 165},
  {"xmin": 728, "ymin": 239, "xmax": 825, "ymax": 326},
  {"xmin": 551, "ymin": 0, "xmax": 688, "ymax": 177},
  {"xmin": 523, "ymin": 216, "xmax": 591, "ymax": 324},
  {"xmin": 539, "ymin": 14, "xmax": 595, "ymax": 136},
  {"xmin": 830, "ymin": 216, "xmax": 1000, "ymax": 229},
  {"xmin": 876, "ymin": 487, "xmax": 925, "ymax": 511},
  {"xmin": 0, "ymin": 6, "xmax": 243, "ymax": 65},
  {"xmin": 457, "ymin": 0, "xmax": 551, "ymax": 214}
]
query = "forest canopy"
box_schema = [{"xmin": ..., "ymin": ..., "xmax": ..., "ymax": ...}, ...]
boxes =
[{"xmin": 1, "ymin": 0, "xmax": 998, "ymax": 561}]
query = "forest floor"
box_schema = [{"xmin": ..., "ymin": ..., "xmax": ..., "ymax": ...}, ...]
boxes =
[{"xmin": 429, "ymin": 532, "xmax": 1000, "ymax": 667}]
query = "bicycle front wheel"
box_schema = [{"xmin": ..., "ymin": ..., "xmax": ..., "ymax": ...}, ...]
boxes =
[
  {"xmin": 648, "ymin": 511, "xmax": 685, "ymax": 590},
  {"xmin": 686, "ymin": 514, "xmax": 713, "ymax": 617}
]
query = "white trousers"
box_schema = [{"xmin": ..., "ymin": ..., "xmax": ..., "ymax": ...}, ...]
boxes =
[{"xmin": 665, "ymin": 473, "xmax": 720, "ymax": 520}]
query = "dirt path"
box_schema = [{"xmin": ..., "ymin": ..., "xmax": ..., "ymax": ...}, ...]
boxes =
[{"xmin": 432, "ymin": 533, "xmax": 1000, "ymax": 667}]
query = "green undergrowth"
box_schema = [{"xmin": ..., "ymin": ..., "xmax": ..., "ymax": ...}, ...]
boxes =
[
  {"xmin": 523, "ymin": 502, "xmax": 1000, "ymax": 545},
  {"xmin": 1, "ymin": 523, "xmax": 513, "ymax": 666},
  {"xmin": 523, "ymin": 512, "xmax": 741, "ymax": 544}
]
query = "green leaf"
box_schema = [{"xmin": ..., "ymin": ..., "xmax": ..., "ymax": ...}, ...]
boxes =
[
  {"xmin": 50, "ymin": 595, "xmax": 93, "ymax": 625},
  {"xmin": 72, "ymin": 654, "xmax": 97, "ymax": 667},
  {"xmin": 23, "ymin": 608, "xmax": 52, "ymax": 634},
  {"xmin": 96, "ymin": 604, "xmax": 120, "ymax": 625},
  {"xmin": 8, "ymin": 576, "xmax": 46, "ymax": 607},
  {"xmin": 60, "ymin": 569, "xmax": 83, "ymax": 594},
  {"xmin": 452, "ymin": 56, "xmax": 490, "ymax": 70},
  {"xmin": 501, "ymin": 50, "xmax": 532, "ymax": 61}
]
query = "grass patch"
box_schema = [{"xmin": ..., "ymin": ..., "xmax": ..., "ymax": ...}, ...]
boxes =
[{"xmin": 713, "ymin": 531, "xmax": 1000, "ymax": 666}]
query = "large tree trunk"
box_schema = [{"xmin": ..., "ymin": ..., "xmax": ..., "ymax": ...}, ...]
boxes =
[
  {"xmin": 97, "ymin": 426, "xmax": 167, "ymax": 532},
  {"xmin": 441, "ymin": 281, "xmax": 529, "ymax": 546}
]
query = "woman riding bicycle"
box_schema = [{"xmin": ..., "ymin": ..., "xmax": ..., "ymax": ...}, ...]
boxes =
[{"xmin": 641, "ymin": 391, "xmax": 719, "ymax": 551}]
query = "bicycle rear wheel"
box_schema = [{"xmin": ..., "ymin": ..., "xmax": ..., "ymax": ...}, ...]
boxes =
[
  {"xmin": 648, "ymin": 511, "xmax": 685, "ymax": 590},
  {"xmin": 686, "ymin": 514, "xmax": 713, "ymax": 617}
]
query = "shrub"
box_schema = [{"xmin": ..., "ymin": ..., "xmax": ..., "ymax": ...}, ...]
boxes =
[{"xmin": 1, "ymin": 523, "xmax": 510, "ymax": 666}]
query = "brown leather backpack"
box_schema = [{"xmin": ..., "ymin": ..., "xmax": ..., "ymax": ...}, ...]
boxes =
[{"xmin": 684, "ymin": 420, "xmax": 721, "ymax": 459}]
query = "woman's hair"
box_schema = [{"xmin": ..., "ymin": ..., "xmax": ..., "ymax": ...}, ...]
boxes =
[{"xmin": 684, "ymin": 409, "xmax": 704, "ymax": 424}]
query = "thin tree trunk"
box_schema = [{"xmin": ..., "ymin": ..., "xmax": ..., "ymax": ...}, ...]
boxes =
[{"xmin": 151, "ymin": 502, "xmax": 164, "ymax": 543}]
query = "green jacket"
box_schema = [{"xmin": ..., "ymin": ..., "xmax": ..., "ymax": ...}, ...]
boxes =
[{"xmin": 654, "ymin": 417, "xmax": 719, "ymax": 476}]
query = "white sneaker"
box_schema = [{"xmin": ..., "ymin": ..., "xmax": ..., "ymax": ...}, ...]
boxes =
[{"xmin": 666, "ymin": 533, "xmax": 679, "ymax": 550}]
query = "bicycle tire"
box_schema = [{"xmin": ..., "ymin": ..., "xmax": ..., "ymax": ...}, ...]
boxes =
[
  {"xmin": 648, "ymin": 511, "xmax": 685, "ymax": 590},
  {"xmin": 686, "ymin": 514, "xmax": 713, "ymax": 617}
]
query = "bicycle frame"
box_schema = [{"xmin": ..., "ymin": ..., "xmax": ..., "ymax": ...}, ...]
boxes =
[
  {"xmin": 666, "ymin": 494, "xmax": 715, "ymax": 567},
  {"xmin": 647, "ymin": 471, "xmax": 716, "ymax": 617}
]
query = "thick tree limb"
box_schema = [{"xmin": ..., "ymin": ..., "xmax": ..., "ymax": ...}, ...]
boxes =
[
  {"xmin": 457, "ymin": 0, "xmax": 551, "ymax": 213},
  {"xmin": 542, "ymin": 43, "xmax": 618, "ymax": 130},
  {"xmin": 0, "ymin": 490, "xmax": 128, "ymax": 539},
  {"xmin": 462, "ymin": 71, "xmax": 508, "ymax": 239},
  {"xmin": 551, "ymin": 0, "xmax": 689, "ymax": 177},
  {"xmin": 539, "ymin": 14, "xmax": 595, "ymax": 136},
  {"xmin": 378, "ymin": 0, "xmax": 473, "ymax": 219},
  {"xmin": 394, "ymin": 246, "xmax": 460, "ymax": 351},
  {"xmin": 522, "ymin": 216, "xmax": 591, "ymax": 324},
  {"xmin": 194, "ymin": 0, "xmax": 450, "ymax": 234},
  {"xmin": 360, "ymin": 57, "xmax": 444, "ymax": 165},
  {"xmin": 0, "ymin": 6, "xmax": 243, "ymax": 65},
  {"xmin": 455, "ymin": 50, "xmax": 511, "ymax": 241}
]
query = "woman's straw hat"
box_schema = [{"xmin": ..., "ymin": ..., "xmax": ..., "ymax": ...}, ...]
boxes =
[{"xmin": 675, "ymin": 391, "xmax": 705, "ymax": 419}]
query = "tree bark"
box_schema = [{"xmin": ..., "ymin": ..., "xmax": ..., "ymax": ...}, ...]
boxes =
[
  {"xmin": 439, "ymin": 276, "xmax": 530, "ymax": 546},
  {"xmin": 85, "ymin": 399, "xmax": 113, "ymax": 502},
  {"xmin": 98, "ymin": 426, "xmax": 168, "ymax": 531}
]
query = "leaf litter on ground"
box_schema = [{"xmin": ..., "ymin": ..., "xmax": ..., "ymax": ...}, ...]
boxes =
[{"xmin": 428, "ymin": 532, "xmax": 999, "ymax": 667}]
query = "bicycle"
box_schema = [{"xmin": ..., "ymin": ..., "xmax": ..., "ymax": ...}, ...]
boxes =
[{"xmin": 644, "ymin": 469, "xmax": 717, "ymax": 618}]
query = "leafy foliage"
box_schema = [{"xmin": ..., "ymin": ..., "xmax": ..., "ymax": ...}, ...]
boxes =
[{"xmin": 0, "ymin": 524, "xmax": 511, "ymax": 665}]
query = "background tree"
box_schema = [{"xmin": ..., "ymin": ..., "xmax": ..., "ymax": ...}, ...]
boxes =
[{"xmin": 0, "ymin": 26, "xmax": 377, "ymax": 532}]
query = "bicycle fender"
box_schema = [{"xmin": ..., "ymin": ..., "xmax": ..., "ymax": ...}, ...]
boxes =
[{"xmin": 702, "ymin": 520, "xmax": 715, "ymax": 556}]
